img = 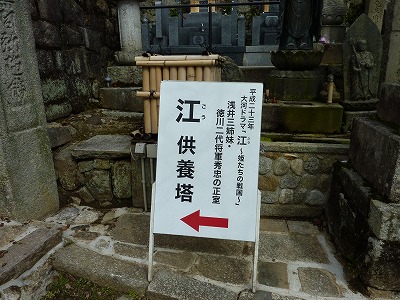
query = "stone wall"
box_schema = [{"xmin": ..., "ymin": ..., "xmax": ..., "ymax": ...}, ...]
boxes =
[
  {"xmin": 30, "ymin": 0, "xmax": 120, "ymax": 121},
  {"xmin": 259, "ymin": 141, "xmax": 349, "ymax": 218}
]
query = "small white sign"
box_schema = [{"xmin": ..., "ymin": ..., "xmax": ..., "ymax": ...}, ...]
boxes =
[{"xmin": 153, "ymin": 81, "xmax": 263, "ymax": 242}]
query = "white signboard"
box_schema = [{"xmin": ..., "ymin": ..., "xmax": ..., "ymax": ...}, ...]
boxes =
[{"xmin": 153, "ymin": 81, "xmax": 263, "ymax": 242}]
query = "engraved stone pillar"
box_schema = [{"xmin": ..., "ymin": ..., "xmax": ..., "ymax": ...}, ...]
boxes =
[
  {"xmin": 0, "ymin": 0, "xmax": 59, "ymax": 220},
  {"xmin": 365, "ymin": 0, "xmax": 386, "ymax": 32},
  {"xmin": 383, "ymin": 0, "xmax": 400, "ymax": 83},
  {"xmin": 117, "ymin": 0, "xmax": 142, "ymax": 54}
]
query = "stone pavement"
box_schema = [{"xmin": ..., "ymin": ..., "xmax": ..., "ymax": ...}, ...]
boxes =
[{"xmin": 1, "ymin": 205, "xmax": 400, "ymax": 299}]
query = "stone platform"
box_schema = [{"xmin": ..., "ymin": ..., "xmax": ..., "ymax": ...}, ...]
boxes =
[
  {"xmin": 262, "ymin": 101, "xmax": 343, "ymax": 133},
  {"xmin": 2, "ymin": 205, "xmax": 395, "ymax": 299}
]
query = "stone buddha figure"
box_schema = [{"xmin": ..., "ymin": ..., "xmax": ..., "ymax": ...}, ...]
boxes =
[{"xmin": 276, "ymin": 0, "xmax": 323, "ymax": 50}]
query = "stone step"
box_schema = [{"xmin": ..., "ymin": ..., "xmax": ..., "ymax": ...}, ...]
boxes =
[
  {"xmin": 147, "ymin": 269, "xmax": 238, "ymax": 300},
  {"xmin": 51, "ymin": 243, "xmax": 148, "ymax": 295},
  {"xmin": 106, "ymin": 65, "xmax": 142, "ymax": 86},
  {"xmin": 99, "ymin": 87, "xmax": 143, "ymax": 112},
  {"xmin": 0, "ymin": 227, "xmax": 62, "ymax": 285}
]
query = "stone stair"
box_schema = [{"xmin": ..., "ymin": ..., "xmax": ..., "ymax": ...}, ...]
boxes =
[{"xmin": 0, "ymin": 221, "xmax": 62, "ymax": 298}]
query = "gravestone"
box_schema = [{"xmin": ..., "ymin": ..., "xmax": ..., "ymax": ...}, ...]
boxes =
[
  {"xmin": 0, "ymin": 1, "xmax": 59, "ymax": 220},
  {"xmin": 365, "ymin": 0, "xmax": 386, "ymax": 32},
  {"xmin": 343, "ymin": 14, "xmax": 382, "ymax": 104}
]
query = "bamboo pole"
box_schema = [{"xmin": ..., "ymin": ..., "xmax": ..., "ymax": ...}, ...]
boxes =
[
  {"xmin": 170, "ymin": 67, "xmax": 178, "ymax": 80},
  {"xmin": 136, "ymin": 91, "xmax": 161, "ymax": 98},
  {"xmin": 203, "ymin": 66, "xmax": 212, "ymax": 81},
  {"xmin": 156, "ymin": 67, "xmax": 162, "ymax": 132},
  {"xmin": 135, "ymin": 60, "xmax": 218, "ymax": 67},
  {"xmin": 178, "ymin": 67, "xmax": 187, "ymax": 81},
  {"xmin": 195, "ymin": 66, "xmax": 203, "ymax": 81},
  {"xmin": 163, "ymin": 67, "xmax": 170, "ymax": 80},
  {"xmin": 187, "ymin": 66, "xmax": 195, "ymax": 81},
  {"xmin": 150, "ymin": 67, "xmax": 158, "ymax": 134},
  {"xmin": 142, "ymin": 67, "xmax": 151, "ymax": 134}
]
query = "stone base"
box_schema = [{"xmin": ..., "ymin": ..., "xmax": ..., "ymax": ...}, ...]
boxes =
[
  {"xmin": 342, "ymin": 110, "xmax": 376, "ymax": 132},
  {"xmin": 326, "ymin": 162, "xmax": 400, "ymax": 291},
  {"xmin": 262, "ymin": 101, "xmax": 343, "ymax": 133},
  {"xmin": 99, "ymin": 87, "xmax": 143, "ymax": 112},
  {"xmin": 340, "ymin": 99, "xmax": 379, "ymax": 111},
  {"xmin": 266, "ymin": 70, "xmax": 325, "ymax": 101}
]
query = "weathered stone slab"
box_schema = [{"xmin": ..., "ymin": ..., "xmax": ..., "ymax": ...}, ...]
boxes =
[
  {"xmin": 52, "ymin": 244, "xmax": 148, "ymax": 294},
  {"xmin": 259, "ymin": 233, "xmax": 328, "ymax": 263},
  {"xmin": 154, "ymin": 250, "xmax": 196, "ymax": 271},
  {"xmin": 365, "ymin": 0, "xmax": 386, "ymax": 31},
  {"xmin": 0, "ymin": 228, "xmax": 61, "ymax": 285},
  {"xmin": 54, "ymin": 145, "xmax": 80, "ymax": 191},
  {"xmin": 258, "ymin": 261, "xmax": 288, "ymax": 288},
  {"xmin": 112, "ymin": 160, "xmax": 131, "ymax": 199},
  {"xmin": 47, "ymin": 124, "xmax": 73, "ymax": 148},
  {"xmin": 72, "ymin": 135, "xmax": 131, "ymax": 159},
  {"xmin": 377, "ymin": 83, "xmax": 400, "ymax": 127},
  {"xmin": 349, "ymin": 118, "xmax": 400, "ymax": 202},
  {"xmin": 99, "ymin": 88, "xmax": 143, "ymax": 112},
  {"xmin": 369, "ymin": 200, "xmax": 400, "ymax": 241},
  {"xmin": 107, "ymin": 66, "xmax": 142, "ymax": 86},
  {"xmin": 361, "ymin": 237, "xmax": 400, "ymax": 290},
  {"xmin": 342, "ymin": 110, "xmax": 376, "ymax": 132},
  {"xmin": 0, "ymin": 225, "xmax": 27, "ymax": 249},
  {"xmin": 146, "ymin": 270, "xmax": 238, "ymax": 300},
  {"xmin": 196, "ymin": 255, "xmax": 252, "ymax": 285},
  {"xmin": 298, "ymin": 268, "xmax": 343, "ymax": 297}
]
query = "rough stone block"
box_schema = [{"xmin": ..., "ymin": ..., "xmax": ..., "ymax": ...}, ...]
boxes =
[
  {"xmin": 81, "ymin": 27, "xmax": 102, "ymax": 51},
  {"xmin": 112, "ymin": 160, "xmax": 132, "ymax": 199},
  {"xmin": 41, "ymin": 78, "xmax": 69, "ymax": 104},
  {"xmin": 54, "ymin": 145, "xmax": 79, "ymax": 191},
  {"xmin": 99, "ymin": 87, "xmax": 143, "ymax": 112},
  {"xmin": 377, "ymin": 83, "xmax": 400, "ymax": 127},
  {"xmin": 146, "ymin": 270, "xmax": 238, "ymax": 300},
  {"xmin": 47, "ymin": 124, "xmax": 73, "ymax": 148},
  {"xmin": 60, "ymin": 0, "xmax": 84, "ymax": 26},
  {"xmin": 86, "ymin": 170, "xmax": 112, "ymax": 202},
  {"xmin": 45, "ymin": 102, "xmax": 73, "ymax": 121},
  {"xmin": 37, "ymin": 0, "xmax": 62, "ymax": 23},
  {"xmin": 342, "ymin": 110, "xmax": 376, "ymax": 132},
  {"xmin": 107, "ymin": 66, "xmax": 142, "ymax": 86},
  {"xmin": 369, "ymin": 200, "xmax": 400, "ymax": 241},
  {"xmin": 258, "ymin": 261, "xmax": 288, "ymax": 288},
  {"xmin": 362, "ymin": 237, "xmax": 400, "ymax": 290},
  {"xmin": 0, "ymin": 228, "xmax": 61, "ymax": 285},
  {"xmin": 349, "ymin": 118, "xmax": 400, "ymax": 202},
  {"xmin": 298, "ymin": 268, "xmax": 343, "ymax": 297},
  {"xmin": 32, "ymin": 20, "xmax": 62, "ymax": 49}
]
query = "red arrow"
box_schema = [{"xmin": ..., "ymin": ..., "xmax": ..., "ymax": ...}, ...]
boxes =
[{"xmin": 180, "ymin": 210, "xmax": 229, "ymax": 232}]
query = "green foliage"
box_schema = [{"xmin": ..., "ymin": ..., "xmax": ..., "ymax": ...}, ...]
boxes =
[
  {"xmin": 41, "ymin": 272, "xmax": 135, "ymax": 300},
  {"xmin": 344, "ymin": 2, "xmax": 365, "ymax": 26}
]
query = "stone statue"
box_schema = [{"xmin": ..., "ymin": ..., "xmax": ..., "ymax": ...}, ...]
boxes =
[
  {"xmin": 350, "ymin": 39, "xmax": 374, "ymax": 100},
  {"xmin": 276, "ymin": 0, "xmax": 323, "ymax": 50}
]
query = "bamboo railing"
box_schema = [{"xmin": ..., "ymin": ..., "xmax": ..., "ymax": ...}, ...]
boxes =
[{"xmin": 135, "ymin": 55, "xmax": 224, "ymax": 134}]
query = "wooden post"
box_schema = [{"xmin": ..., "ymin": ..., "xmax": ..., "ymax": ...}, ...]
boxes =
[
  {"xmin": 170, "ymin": 67, "xmax": 178, "ymax": 80},
  {"xmin": 195, "ymin": 66, "xmax": 203, "ymax": 81},
  {"xmin": 178, "ymin": 66, "xmax": 187, "ymax": 81},
  {"xmin": 187, "ymin": 66, "xmax": 195, "ymax": 81},
  {"xmin": 150, "ymin": 67, "xmax": 157, "ymax": 134}
]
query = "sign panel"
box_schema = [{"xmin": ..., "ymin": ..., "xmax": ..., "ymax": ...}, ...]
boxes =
[{"xmin": 153, "ymin": 81, "xmax": 263, "ymax": 242}]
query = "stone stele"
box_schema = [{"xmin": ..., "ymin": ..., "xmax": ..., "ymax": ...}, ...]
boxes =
[{"xmin": 0, "ymin": 1, "xmax": 59, "ymax": 220}]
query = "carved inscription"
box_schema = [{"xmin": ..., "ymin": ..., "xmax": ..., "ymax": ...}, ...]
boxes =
[{"xmin": 0, "ymin": 0, "xmax": 26, "ymax": 107}]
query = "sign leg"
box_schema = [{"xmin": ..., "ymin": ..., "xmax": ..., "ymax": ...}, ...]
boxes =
[
  {"xmin": 252, "ymin": 189, "xmax": 261, "ymax": 293},
  {"xmin": 148, "ymin": 183, "xmax": 156, "ymax": 281}
]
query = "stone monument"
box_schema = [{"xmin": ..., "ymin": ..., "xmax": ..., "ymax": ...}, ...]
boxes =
[
  {"xmin": 264, "ymin": 0, "xmax": 343, "ymax": 133},
  {"xmin": 341, "ymin": 14, "xmax": 382, "ymax": 130},
  {"xmin": 0, "ymin": 0, "xmax": 59, "ymax": 220}
]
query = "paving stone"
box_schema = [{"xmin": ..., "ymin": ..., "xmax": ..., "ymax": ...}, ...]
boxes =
[
  {"xmin": 114, "ymin": 242, "xmax": 148, "ymax": 260},
  {"xmin": 258, "ymin": 261, "xmax": 288, "ymax": 288},
  {"xmin": 259, "ymin": 219, "xmax": 288, "ymax": 233},
  {"xmin": 238, "ymin": 290, "xmax": 273, "ymax": 300},
  {"xmin": 146, "ymin": 270, "xmax": 238, "ymax": 300},
  {"xmin": 72, "ymin": 135, "xmax": 131, "ymax": 159},
  {"xmin": 0, "ymin": 228, "xmax": 62, "ymax": 285},
  {"xmin": 298, "ymin": 268, "xmax": 343, "ymax": 297},
  {"xmin": 286, "ymin": 221, "xmax": 320, "ymax": 235},
  {"xmin": 73, "ymin": 231, "xmax": 100, "ymax": 241},
  {"xmin": 196, "ymin": 254, "xmax": 252, "ymax": 285},
  {"xmin": 154, "ymin": 250, "xmax": 196, "ymax": 271},
  {"xmin": 261, "ymin": 203, "xmax": 323, "ymax": 218},
  {"xmin": 47, "ymin": 125, "xmax": 73, "ymax": 149},
  {"xmin": 111, "ymin": 213, "xmax": 249, "ymax": 256},
  {"xmin": 52, "ymin": 244, "xmax": 148, "ymax": 294},
  {"xmin": 259, "ymin": 233, "xmax": 328, "ymax": 263}
]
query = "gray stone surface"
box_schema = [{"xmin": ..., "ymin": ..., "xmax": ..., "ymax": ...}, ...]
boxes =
[
  {"xmin": 100, "ymin": 87, "xmax": 143, "ymax": 112},
  {"xmin": 0, "ymin": 225, "xmax": 27, "ymax": 249},
  {"xmin": 298, "ymin": 268, "xmax": 343, "ymax": 297},
  {"xmin": 114, "ymin": 243, "xmax": 148, "ymax": 260},
  {"xmin": 259, "ymin": 233, "xmax": 328, "ymax": 263},
  {"xmin": 349, "ymin": 118, "xmax": 400, "ymax": 202},
  {"xmin": 369, "ymin": 200, "xmax": 400, "ymax": 241},
  {"xmin": 86, "ymin": 170, "xmax": 113, "ymax": 202},
  {"xmin": 287, "ymin": 221, "xmax": 320, "ymax": 235},
  {"xmin": 107, "ymin": 66, "xmax": 142, "ymax": 86},
  {"xmin": 377, "ymin": 83, "xmax": 400, "ymax": 126},
  {"xmin": 305, "ymin": 190, "xmax": 326, "ymax": 206},
  {"xmin": 0, "ymin": 1, "xmax": 59, "ymax": 220},
  {"xmin": 196, "ymin": 255, "xmax": 252, "ymax": 285},
  {"xmin": 342, "ymin": 110, "xmax": 377, "ymax": 132},
  {"xmin": 279, "ymin": 189, "xmax": 294, "ymax": 204},
  {"xmin": 260, "ymin": 219, "xmax": 288, "ymax": 233},
  {"xmin": 273, "ymin": 157, "xmax": 290, "ymax": 176},
  {"xmin": 0, "ymin": 228, "xmax": 61, "ymax": 285},
  {"xmin": 261, "ymin": 142, "xmax": 349, "ymax": 155},
  {"xmin": 72, "ymin": 135, "xmax": 131, "ymax": 159},
  {"xmin": 154, "ymin": 250, "xmax": 196, "ymax": 271},
  {"xmin": 52, "ymin": 244, "xmax": 148, "ymax": 294},
  {"xmin": 54, "ymin": 145, "xmax": 80, "ymax": 191},
  {"xmin": 112, "ymin": 160, "xmax": 132, "ymax": 199},
  {"xmin": 146, "ymin": 270, "xmax": 238, "ymax": 300},
  {"xmin": 45, "ymin": 102, "xmax": 73, "ymax": 121},
  {"xmin": 258, "ymin": 261, "xmax": 289, "ymax": 288},
  {"xmin": 261, "ymin": 203, "xmax": 324, "ymax": 218},
  {"xmin": 47, "ymin": 124, "xmax": 73, "ymax": 148}
]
